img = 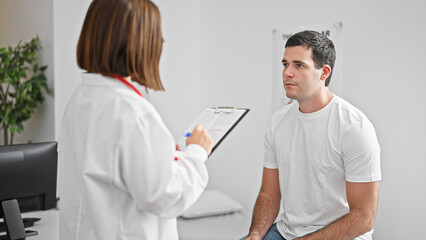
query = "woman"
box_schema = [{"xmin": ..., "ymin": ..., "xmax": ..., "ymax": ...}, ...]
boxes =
[{"xmin": 59, "ymin": 0, "xmax": 213, "ymax": 239}]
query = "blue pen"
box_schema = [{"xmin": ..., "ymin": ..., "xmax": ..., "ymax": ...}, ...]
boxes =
[{"xmin": 184, "ymin": 132, "xmax": 191, "ymax": 137}]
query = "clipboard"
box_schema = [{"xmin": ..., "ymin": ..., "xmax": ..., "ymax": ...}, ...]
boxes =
[{"xmin": 176, "ymin": 107, "xmax": 249, "ymax": 155}]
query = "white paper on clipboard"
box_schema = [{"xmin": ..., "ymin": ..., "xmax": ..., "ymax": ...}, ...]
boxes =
[{"xmin": 176, "ymin": 107, "xmax": 249, "ymax": 154}]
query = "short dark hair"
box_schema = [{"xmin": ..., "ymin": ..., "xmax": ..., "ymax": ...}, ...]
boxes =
[
  {"xmin": 77, "ymin": 0, "xmax": 164, "ymax": 90},
  {"xmin": 285, "ymin": 30, "xmax": 336, "ymax": 86}
]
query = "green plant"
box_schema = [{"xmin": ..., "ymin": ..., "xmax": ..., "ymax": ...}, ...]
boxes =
[{"xmin": 0, "ymin": 36, "xmax": 52, "ymax": 145}]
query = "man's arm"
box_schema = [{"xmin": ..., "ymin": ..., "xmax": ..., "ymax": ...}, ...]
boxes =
[
  {"xmin": 297, "ymin": 181, "xmax": 380, "ymax": 240},
  {"xmin": 246, "ymin": 167, "xmax": 281, "ymax": 240}
]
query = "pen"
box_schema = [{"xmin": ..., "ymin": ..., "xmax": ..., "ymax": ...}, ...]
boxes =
[{"xmin": 184, "ymin": 132, "xmax": 191, "ymax": 137}]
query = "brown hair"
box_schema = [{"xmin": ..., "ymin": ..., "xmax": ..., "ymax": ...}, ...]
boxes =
[{"xmin": 77, "ymin": 0, "xmax": 164, "ymax": 90}]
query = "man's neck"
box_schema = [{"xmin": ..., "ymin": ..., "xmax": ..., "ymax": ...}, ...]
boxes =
[{"xmin": 298, "ymin": 88, "xmax": 333, "ymax": 113}]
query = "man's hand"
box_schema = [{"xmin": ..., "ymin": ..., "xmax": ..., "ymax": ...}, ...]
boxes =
[{"xmin": 245, "ymin": 232, "xmax": 262, "ymax": 240}]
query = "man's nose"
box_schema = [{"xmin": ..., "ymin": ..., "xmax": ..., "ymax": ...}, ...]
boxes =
[{"xmin": 283, "ymin": 67, "xmax": 294, "ymax": 78}]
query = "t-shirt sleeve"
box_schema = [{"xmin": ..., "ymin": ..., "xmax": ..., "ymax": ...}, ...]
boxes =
[
  {"xmin": 342, "ymin": 117, "xmax": 381, "ymax": 182},
  {"xmin": 264, "ymin": 119, "xmax": 278, "ymax": 169}
]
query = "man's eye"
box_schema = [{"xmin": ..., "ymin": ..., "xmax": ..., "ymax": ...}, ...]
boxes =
[
  {"xmin": 297, "ymin": 64, "xmax": 303, "ymax": 68},
  {"xmin": 282, "ymin": 63, "xmax": 289, "ymax": 67}
]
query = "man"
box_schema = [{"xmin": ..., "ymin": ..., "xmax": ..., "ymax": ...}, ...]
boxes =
[{"xmin": 245, "ymin": 30, "xmax": 381, "ymax": 240}]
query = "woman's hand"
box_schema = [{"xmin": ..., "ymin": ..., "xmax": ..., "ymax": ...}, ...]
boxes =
[{"xmin": 186, "ymin": 125, "xmax": 213, "ymax": 156}]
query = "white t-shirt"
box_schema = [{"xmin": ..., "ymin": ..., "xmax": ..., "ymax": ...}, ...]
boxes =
[
  {"xmin": 264, "ymin": 95, "xmax": 381, "ymax": 240},
  {"xmin": 59, "ymin": 73, "xmax": 209, "ymax": 240}
]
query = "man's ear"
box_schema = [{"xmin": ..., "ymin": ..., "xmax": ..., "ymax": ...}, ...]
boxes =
[{"xmin": 320, "ymin": 65, "xmax": 331, "ymax": 81}]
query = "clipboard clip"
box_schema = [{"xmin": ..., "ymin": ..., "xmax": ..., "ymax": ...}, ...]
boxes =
[{"xmin": 215, "ymin": 106, "xmax": 235, "ymax": 114}]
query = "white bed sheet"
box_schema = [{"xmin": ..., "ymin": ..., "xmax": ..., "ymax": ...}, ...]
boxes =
[{"xmin": 177, "ymin": 210, "xmax": 251, "ymax": 240}]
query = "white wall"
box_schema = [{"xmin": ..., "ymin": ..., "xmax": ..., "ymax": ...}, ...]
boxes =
[
  {"xmin": 147, "ymin": 0, "xmax": 204, "ymax": 136},
  {"xmin": 2, "ymin": 0, "xmax": 426, "ymax": 239},
  {"xmin": 152, "ymin": 0, "xmax": 267, "ymax": 211},
  {"xmin": 53, "ymin": 0, "xmax": 92, "ymax": 141},
  {"xmin": 0, "ymin": 0, "xmax": 54, "ymax": 144}
]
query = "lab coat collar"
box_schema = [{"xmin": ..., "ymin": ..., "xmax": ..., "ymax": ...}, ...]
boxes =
[{"xmin": 82, "ymin": 73, "xmax": 125, "ymax": 87}]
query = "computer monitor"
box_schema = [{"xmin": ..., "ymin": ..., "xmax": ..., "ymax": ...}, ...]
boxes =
[{"xmin": 0, "ymin": 142, "xmax": 58, "ymax": 240}]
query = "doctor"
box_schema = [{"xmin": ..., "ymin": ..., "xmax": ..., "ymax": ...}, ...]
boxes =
[{"xmin": 59, "ymin": 0, "xmax": 213, "ymax": 239}]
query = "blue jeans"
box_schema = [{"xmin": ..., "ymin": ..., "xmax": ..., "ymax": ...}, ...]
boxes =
[{"xmin": 240, "ymin": 223, "xmax": 286, "ymax": 240}]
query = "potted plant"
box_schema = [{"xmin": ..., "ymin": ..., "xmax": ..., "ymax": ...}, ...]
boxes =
[{"xmin": 0, "ymin": 36, "xmax": 52, "ymax": 145}]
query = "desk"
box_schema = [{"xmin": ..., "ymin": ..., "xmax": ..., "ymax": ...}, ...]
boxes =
[{"xmin": 21, "ymin": 209, "xmax": 59, "ymax": 239}]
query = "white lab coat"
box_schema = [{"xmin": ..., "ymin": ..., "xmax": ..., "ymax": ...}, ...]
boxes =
[{"xmin": 59, "ymin": 73, "xmax": 209, "ymax": 240}]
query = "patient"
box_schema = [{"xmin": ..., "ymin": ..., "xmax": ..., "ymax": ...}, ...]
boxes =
[{"xmin": 243, "ymin": 30, "xmax": 381, "ymax": 240}]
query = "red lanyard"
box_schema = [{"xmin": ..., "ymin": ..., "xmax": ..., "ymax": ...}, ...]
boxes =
[{"xmin": 112, "ymin": 75, "xmax": 145, "ymax": 98}]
